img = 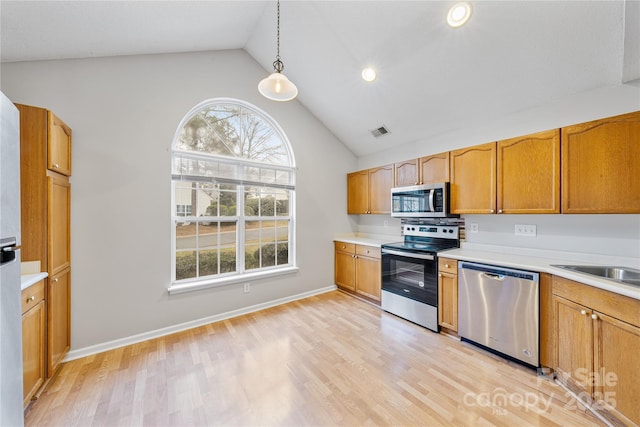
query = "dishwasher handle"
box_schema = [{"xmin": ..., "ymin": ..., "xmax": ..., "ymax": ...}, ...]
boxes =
[
  {"xmin": 482, "ymin": 272, "xmax": 505, "ymax": 281},
  {"xmin": 459, "ymin": 261, "xmax": 539, "ymax": 282}
]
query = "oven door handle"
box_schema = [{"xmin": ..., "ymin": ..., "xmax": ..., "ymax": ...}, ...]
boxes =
[{"xmin": 382, "ymin": 249, "xmax": 435, "ymax": 260}]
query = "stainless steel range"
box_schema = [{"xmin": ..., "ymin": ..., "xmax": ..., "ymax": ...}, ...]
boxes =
[{"xmin": 381, "ymin": 224, "xmax": 460, "ymax": 331}]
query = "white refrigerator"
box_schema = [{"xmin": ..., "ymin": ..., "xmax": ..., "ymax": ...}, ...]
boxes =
[{"xmin": 0, "ymin": 90, "xmax": 24, "ymax": 426}]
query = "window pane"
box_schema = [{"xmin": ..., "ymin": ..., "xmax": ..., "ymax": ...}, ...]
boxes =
[
  {"xmin": 174, "ymin": 182, "xmax": 196, "ymax": 217},
  {"xmin": 176, "ymin": 250, "xmax": 196, "ymax": 280},
  {"xmin": 275, "ymin": 190, "xmax": 289, "ymax": 216},
  {"xmin": 199, "ymin": 249, "xmax": 218, "ymax": 277},
  {"xmin": 276, "ymin": 242, "xmax": 289, "ymax": 265}
]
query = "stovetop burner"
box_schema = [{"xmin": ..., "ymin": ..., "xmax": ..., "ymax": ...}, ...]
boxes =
[{"xmin": 381, "ymin": 224, "xmax": 460, "ymax": 254}]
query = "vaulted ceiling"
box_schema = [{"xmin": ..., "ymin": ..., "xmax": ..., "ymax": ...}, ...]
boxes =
[{"xmin": 2, "ymin": 1, "xmax": 638, "ymax": 157}]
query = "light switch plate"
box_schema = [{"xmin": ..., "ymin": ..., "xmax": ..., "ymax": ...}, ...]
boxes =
[{"xmin": 468, "ymin": 223, "xmax": 479, "ymax": 233}]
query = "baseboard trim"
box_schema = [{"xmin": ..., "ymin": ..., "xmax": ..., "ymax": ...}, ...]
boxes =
[{"xmin": 64, "ymin": 285, "xmax": 337, "ymax": 362}]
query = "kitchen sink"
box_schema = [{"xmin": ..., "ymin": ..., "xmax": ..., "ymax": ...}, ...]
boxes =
[{"xmin": 552, "ymin": 265, "xmax": 640, "ymax": 287}]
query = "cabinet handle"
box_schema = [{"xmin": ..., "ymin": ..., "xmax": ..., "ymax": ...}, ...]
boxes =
[
  {"xmin": 53, "ymin": 278, "xmax": 59, "ymax": 283},
  {"xmin": 580, "ymin": 309, "xmax": 587, "ymax": 315},
  {"xmin": 27, "ymin": 296, "xmax": 35, "ymax": 302},
  {"xmin": 490, "ymin": 209, "xmax": 495, "ymax": 213},
  {"xmin": 445, "ymin": 264, "xmax": 449, "ymax": 268},
  {"xmin": 591, "ymin": 313, "xmax": 598, "ymax": 320},
  {"xmin": 342, "ymin": 245, "xmax": 346, "ymax": 249},
  {"xmin": 438, "ymin": 273, "xmax": 442, "ymax": 277},
  {"xmin": 498, "ymin": 209, "xmax": 503, "ymax": 214},
  {"xmin": 54, "ymin": 163, "xmax": 60, "ymax": 168}
]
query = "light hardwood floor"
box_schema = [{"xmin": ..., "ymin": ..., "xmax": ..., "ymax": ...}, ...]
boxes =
[{"xmin": 24, "ymin": 290, "xmax": 604, "ymax": 426}]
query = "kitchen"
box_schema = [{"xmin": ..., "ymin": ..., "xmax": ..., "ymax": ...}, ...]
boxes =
[{"xmin": 1, "ymin": 1, "xmax": 639, "ymax": 426}]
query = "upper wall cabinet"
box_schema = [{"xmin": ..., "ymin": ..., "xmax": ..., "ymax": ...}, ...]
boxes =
[
  {"xmin": 394, "ymin": 152, "xmax": 450, "ymax": 187},
  {"xmin": 394, "ymin": 159, "xmax": 418, "ymax": 187},
  {"xmin": 450, "ymin": 142, "xmax": 497, "ymax": 214},
  {"xmin": 419, "ymin": 152, "xmax": 450, "ymax": 184},
  {"xmin": 347, "ymin": 164, "xmax": 394, "ymax": 214},
  {"xmin": 497, "ymin": 129, "xmax": 560, "ymax": 214},
  {"xmin": 561, "ymin": 111, "xmax": 640, "ymax": 213},
  {"xmin": 47, "ymin": 112, "xmax": 72, "ymax": 176}
]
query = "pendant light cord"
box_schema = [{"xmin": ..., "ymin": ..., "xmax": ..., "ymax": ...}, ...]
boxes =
[{"xmin": 273, "ymin": 0, "xmax": 284, "ymax": 73}]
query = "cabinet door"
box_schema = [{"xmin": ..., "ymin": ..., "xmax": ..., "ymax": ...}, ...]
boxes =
[
  {"xmin": 561, "ymin": 111, "xmax": 640, "ymax": 213},
  {"xmin": 335, "ymin": 250, "xmax": 356, "ymax": 291},
  {"xmin": 355, "ymin": 256, "xmax": 381, "ymax": 301},
  {"xmin": 22, "ymin": 300, "xmax": 46, "ymax": 406},
  {"xmin": 48, "ymin": 269, "xmax": 71, "ymax": 377},
  {"xmin": 347, "ymin": 170, "xmax": 369, "ymax": 214},
  {"xmin": 450, "ymin": 142, "xmax": 497, "ymax": 214},
  {"xmin": 497, "ymin": 129, "xmax": 560, "ymax": 214},
  {"xmin": 554, "ymin": 295, "xmax": 593, "ymax": 395},
  {"xmin": 593, "ymin": 311, "xmax": 640, "ymax": 426},
  {"xmin": 419, "ymin": 152, "xmax": 450, "ymax": 184},
  {"xmin": 48, "ymin": 174, "xmax": 71, "ymax": 276},
  {"xmin": 368, "ymin": 164, "xmax": 394, "ymax": 214},
  {"xmin": 47, "ymin": 111, "xmax": 72, "ymax": 176},
  {"xmin": 438, "ymin": 272, "xmax": 457, "ymax": 331},
  {"xmin": 394, "ymin": 159, "xmax": 418, "ymax": 187}
]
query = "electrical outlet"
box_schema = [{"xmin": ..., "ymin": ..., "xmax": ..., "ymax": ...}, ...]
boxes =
[
  {"xmin": 243, "ymin": 283, "xmax": 251, "ymax": 293},
  {"xmin": 468, "ymin": 223, "xmax": 479, "ymax": 233},
  {"xmin": 515, "ymin": 224, "xmax": 537, "ymax": 237}
]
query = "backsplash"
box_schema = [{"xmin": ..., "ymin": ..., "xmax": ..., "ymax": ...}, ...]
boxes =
[{"xmin": 356, "ymin": 213, "xmax": 640, "ymax": 260}]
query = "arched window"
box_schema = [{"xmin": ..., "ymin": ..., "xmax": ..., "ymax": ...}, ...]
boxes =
[{"xmin": 169, "ymin": 98, "xmax": 296, "ymax": 293}]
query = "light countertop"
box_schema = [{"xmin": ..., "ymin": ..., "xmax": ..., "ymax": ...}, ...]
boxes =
[
  {"xmin": 21, "ymin": 272, "xmax": 48, "ymax": 291},
  {"xmin": 333, "ymin": 234, "xmax": 640, "ymax": 301},
  {"xmin": 440, "ymin": 244, "xmax": 640, "ymax": 301}
]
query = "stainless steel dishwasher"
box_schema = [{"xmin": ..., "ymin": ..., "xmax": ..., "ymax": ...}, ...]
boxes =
[{"xmin": 458, "ymin": 261, "xmax": 539, "ymax": 367}]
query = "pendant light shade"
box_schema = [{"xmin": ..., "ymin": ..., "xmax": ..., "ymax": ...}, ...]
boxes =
[
  {"xmin": 258, "ymin": 0, "xmax": 298, "ymax": 101},
  {"xmin": 259, "ymin": 71, "xmax": 298, "ymax": 101}
]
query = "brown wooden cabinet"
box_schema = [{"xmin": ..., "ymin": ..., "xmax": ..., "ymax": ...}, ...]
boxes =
[
  {"xmin": 561, "ymin": 111, "xmax": 640, "ymax": 213},
  {"xmin": 437, "ymin": 258, "xmax": 458, "ymax": 332},
  {"xmin": 48, "ymin": 269, "xmax": 71, "ymax": 376},
  {"xmin": 17, "ymin": 103, "xmax": 72, "ymax": 386},
  {"xmin": 497, "ymin": 129, "xmax": 561, "ymax": 214},
  {"xmin": 450, "ymin": 142, "xmax": 497, "ymax": 214},
  {"xmin": 347, "ymin": 164, "xmax": 393, "ymax": 214},
  {"xmin": 47, "ymin": 111, "xmax": 72, "ymax": 176},
  {"xmin": 552, "ymin": 276, "xmax": 640, "ymax": 426},
  {"xmin": 419, "ymin": 152, "xmax": 450, "ymax": 184},
  {"xmin": 334, "ymin": 241, "xmax": 381, "ymax": 303},
  {"xmin": 21, "ymin": 280, "xmax": 46, "ymax": 407},
  {"xmin": 394, "ymin": 159, "xmax": 418, "ymax": 186}
]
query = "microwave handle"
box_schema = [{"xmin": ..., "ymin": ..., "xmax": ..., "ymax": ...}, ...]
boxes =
[{"xmin": 428, "ymin": 189, "xmax": 435, "ymax": 212}]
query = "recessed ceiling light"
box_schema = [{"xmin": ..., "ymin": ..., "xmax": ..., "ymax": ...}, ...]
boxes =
[
  {"xmin": 447, "ymin": 2, "xmax": 472, "ymax": 28},
  {"xmin": 361, "ymin": 67, "xmax": 377, "ymax": 82}
]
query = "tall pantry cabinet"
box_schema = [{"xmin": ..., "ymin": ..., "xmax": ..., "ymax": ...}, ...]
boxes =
[{"xmin": 17, "ymin": 104, "xmax": 72, "ymax": 384}]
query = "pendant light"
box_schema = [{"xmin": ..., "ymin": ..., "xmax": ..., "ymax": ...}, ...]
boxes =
[{"xmin": 258, "ymin": 0, "xmax": 298, "ymax": 101}]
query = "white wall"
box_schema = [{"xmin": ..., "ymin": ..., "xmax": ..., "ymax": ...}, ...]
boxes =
[
  {"xmin": 354, "ymin": 82, "xmax": 640, "ymax": 266},
  {"xmin": 1, "ymin": 50, "xmax": 358, "ymax": 350}
]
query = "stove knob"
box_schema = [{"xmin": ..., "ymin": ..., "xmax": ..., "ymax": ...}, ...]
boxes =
[{"xmin": 449, "ymin": 229, "xmax": 454, "ymax": 233}]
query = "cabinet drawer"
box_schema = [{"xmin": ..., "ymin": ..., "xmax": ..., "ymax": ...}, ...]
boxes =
[
  {"xmin": 334, "ymin": 241, "xmax": 355, "ymax": 253},
  {"xmin": 21, "ymin": 280, "xmax": 45, "ymax": 314},
  {"xmin": 438, "ymin": 258, "xmax": 458, "ymax": 275},
  {"xmin": 356, "ymin": 245, "xmax": 380, "ymax": 259}
]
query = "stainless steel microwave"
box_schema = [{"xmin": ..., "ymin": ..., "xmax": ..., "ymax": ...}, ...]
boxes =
[{"xmin": 390, "ymin": 182, "xmax": 453, "ymax": 218}]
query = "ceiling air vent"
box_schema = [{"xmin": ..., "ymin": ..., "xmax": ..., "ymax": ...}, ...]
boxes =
[{"xmin": 370, "ymin": 125, "xmax": 390, "ymax": 138}]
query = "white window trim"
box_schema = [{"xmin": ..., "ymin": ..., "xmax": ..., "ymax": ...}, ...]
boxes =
[
  {"xmin": 170, "ymin": 98, "xmax": 297, "ymax": 293},
  {"xmin": 167, "ymin": 266, "xmax": 300, "ymax": 295}
]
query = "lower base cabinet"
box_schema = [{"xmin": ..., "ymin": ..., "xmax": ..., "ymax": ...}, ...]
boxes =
[
  {"xmin": 21, "ymin": 280, "xmax": 46, "ymax": 407},
  {"xmin": 553, "ymin": 276, "xmax": 640, "ymax": 426},
  {"xmin": 437, "ymin": 258, "xmax": 458, "ymax": 332},
  {"xmin": 48, "ymin": 268, "xmax": 71, "ymax": 377},
  {"xmin": 334, "ymin": 241, "xmax": 381, "ymax": 303}
]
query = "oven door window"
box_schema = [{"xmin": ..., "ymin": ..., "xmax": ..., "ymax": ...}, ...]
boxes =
[{"xmin": 382, "ymin": 252, "xmax": 437, "ymax": 306}]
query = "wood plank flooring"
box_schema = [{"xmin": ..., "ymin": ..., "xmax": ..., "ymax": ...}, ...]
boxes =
[{"xmin": 24, "ymin": 290, "xmax": 604, "ymax": 426}]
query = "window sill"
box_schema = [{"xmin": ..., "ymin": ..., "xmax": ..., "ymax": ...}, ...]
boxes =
[{"xmin": 168, "ymin": 266, "xmax": 299, "ymax": 295}]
